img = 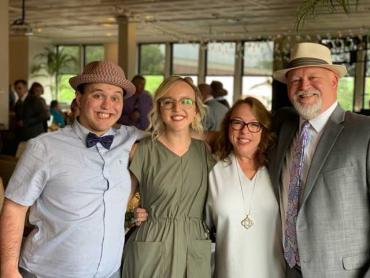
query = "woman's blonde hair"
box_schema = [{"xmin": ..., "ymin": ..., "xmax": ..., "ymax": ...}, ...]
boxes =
[{"xmin": 148, "ymin": 76, "xmax": 206, "ymax": 139}]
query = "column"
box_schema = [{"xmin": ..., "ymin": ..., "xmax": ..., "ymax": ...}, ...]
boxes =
[
  {"xmin": 198, "ymin": 42, "xmax": 207, "ymax": 84},
  {"xmin": 116, "ymin": 15, "xmax": 136, "ymax": 79},
  {"xmin": 0, "ymin": 0, "xmax": 9, "ymax": 129},
  {"xmin": 233, "ymin": 41, "xmax": 243, "ymax": 104},
  {"xmin": 353, "ymin": 46, "xmax": 366, "ymax": 112}
]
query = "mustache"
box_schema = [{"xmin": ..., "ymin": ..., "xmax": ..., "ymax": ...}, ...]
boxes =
[{"xmin": 296, "ymin": 90, "xmax": 321, "ymax": 97}]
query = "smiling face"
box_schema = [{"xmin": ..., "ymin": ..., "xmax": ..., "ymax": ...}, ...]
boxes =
[
  {"xmin": 286, "ymin": 67, "xmax": 338, "ymax": 120},
  {"xmin": 159, "ymin": 80, "xmax": 197, "ymax": 133},
  {"xmin": 76, "ymin": 83, "xmax": 124, "ymax": 136},
  {"xmin": 229, "ymin": 103, "xmax": 262, "ymax": 159}
]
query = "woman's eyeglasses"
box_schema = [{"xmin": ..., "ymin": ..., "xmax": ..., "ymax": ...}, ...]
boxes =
[
  {"xmin": 159, "ymin": 97, "xmax": 195, "ymax": 110},
  {"xmin": 229, "ymin": 119, "xmax": 262, "ymax": 133}
]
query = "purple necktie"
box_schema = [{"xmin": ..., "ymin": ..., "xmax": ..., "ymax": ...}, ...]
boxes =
[{"xmin": 284, "ymin": 121, "xmax": 310, "ymax": 268}]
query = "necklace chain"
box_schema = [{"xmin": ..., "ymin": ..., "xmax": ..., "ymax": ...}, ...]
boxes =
[{"xmin": 234, "ymin": 155, "xmax": 258, "ymax": 230}]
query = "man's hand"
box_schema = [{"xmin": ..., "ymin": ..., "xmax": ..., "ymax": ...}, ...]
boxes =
[{"xmin": 134, "ymin": 207, "xmax": 148, "ymax": 226}]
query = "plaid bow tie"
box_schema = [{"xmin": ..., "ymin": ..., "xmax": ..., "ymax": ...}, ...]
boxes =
[{"xmin": 86, "ymin": 132, "xmax": 114, "ymax": 150}]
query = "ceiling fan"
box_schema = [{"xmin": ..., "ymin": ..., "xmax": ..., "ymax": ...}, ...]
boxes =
[{"xmin": 10, "ymin": 0, "xmax": 33, "ymax": 36}]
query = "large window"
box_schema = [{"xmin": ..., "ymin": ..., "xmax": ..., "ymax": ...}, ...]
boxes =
[
  {"xmin": 57, "ymin": 45, "xmax": 104, "ymax": 104},
  {"xmin": 242, "ymin": 41, "xmax": 274, "ymax": 109},
  {"xmin": 365, "ymin": 48, "xmax": 370, "ymax": 109},
  {"xmin": 322, "ymin": 39, "xmax": 355, "ymax": 111},
  {"xmin": 206, "ymin": 42, "xmax": 235, "ymax": 105},
  {"xmin": 139, "ymin": 44, "xmax": 165, "ymax": 95},
  {"xmin": 85, "ymin": 45, "xmax": 104, "ymax": 64},
  {"xmin": 58, "ymin": 45, "xmax": 81, "ymax": 104},
  {"xmin": 172, "ymin": 43, "xmax": 199, "ymax": 83}
]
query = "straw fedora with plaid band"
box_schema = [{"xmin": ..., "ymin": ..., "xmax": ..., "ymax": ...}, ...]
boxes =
[
  {"xmin": 273, "ymin": 42, "xmax": 347, "ymax": 83},
  {"xmin": 69, "ymin": 61, "xmax": 135, "ymax": 99}
]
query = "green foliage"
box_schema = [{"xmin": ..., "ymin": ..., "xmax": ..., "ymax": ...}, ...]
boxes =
[
  {"xmin": 364, "ymin": 77, "xmax": 370, "ymax": 108},
  {"xmin": 337, "ymin": 77, "xmax": 354, "ymax": 110},
  {"xmin": 58, "ymin": 46, "xmax": 80, "ymax": 74},
  {"xmin": 140, "ymin": 45, "xmax": 165, "ymax": 75},
  {"xmin": 296, "ymin": 0, "xmax": 359, "ymax": 30},
  {"xmin": 58, "ymin": 74, "xmax": 76, "ymax": 104},
  {"xmin": 85, "ymin": 46, "xmax": 105, "ymax": 64},
  {"xmin": 144, "ymin": 75, "xmax": 164, "ymax": 96},
  {"xmin": 31, "ymin": 47, "xmax": 77, "ymax": 100}
]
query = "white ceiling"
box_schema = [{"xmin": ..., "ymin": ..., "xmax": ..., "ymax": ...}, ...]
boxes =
[{"xmin": 8, "ymin": 0, "xmax": 370, "ymax": 44}]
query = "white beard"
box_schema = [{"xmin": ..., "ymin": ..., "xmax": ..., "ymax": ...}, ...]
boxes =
[{"xmin": 291, "ymin": 90, "xmax": 322, "ymax": 120}]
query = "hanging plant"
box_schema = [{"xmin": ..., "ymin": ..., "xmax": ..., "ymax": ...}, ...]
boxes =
[{"xmin": 296, "ymin": 0, "xmax": 360, "ymax": 30}]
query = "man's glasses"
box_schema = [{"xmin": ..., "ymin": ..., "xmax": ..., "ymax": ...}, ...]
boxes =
[
  {"xmin": 159, "ymin": 97, "xmax": 195, "ymax": 110},
  {"xmin": 229, "ymin": 119, "xmax": 262, "ymax": 133}
]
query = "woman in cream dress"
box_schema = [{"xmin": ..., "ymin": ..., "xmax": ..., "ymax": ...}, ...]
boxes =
[{"xmin": 206, "ymin": 97, "xmax": 285, "ymax": 278}]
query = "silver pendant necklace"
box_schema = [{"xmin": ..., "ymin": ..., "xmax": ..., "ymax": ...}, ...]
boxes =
[{"xmin": 234, "ymin": 155, "xmax": 258, "ymax": 230}]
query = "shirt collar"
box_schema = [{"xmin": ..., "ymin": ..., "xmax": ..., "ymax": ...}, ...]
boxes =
[
  {"xmin": 72, "ymin": 119, "xmax": 115, "ymax": 144},
  {"xmin": 300, "ymin": 101, "xmax": 338, "ymax": 133}
]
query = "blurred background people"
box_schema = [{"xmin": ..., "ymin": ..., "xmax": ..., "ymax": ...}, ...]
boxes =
[
  {"xmin": 118, "ymin": 75, "xmax": 153, "ymax": 130},
  {"xmin": 13, "ymin": 79, "xmax": 49, "ymax": 142},
  {"xmin": 210, "ymin": 80, "xmax": 230, "ymax": 109},
  {"xmin": 29, "ymin": 82, "xmax": 50, "ymax": 132},
  {"xmin": 198, "ymin": 83, "xmax": 228, "ymax": 131},
  {"xmin": 49, "ymin": 100, "xmax": 66, "ymax": 128},
  {"xmin": 66, "ymin": 98, "xmax": 80, "ymax": 125}
]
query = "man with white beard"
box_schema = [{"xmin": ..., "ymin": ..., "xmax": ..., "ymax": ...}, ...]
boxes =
[{"xmin": 269, "ymin": 42, "xmax": 370, "ymax": 278}]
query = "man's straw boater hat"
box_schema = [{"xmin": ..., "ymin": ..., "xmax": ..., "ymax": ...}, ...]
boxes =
[
  {"xmin": 69, "ymin": 61, "xmax": 135, "ymax": 99},
  {"xmin": 273, "ymin": 42, "xmax": 347, "ymax": 83}
]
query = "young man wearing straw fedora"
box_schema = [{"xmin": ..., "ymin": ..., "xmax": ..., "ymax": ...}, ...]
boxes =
[
  {"xmin": 269, "ymin": 42, "xmax": 370, "ymax": 278},
  {"xmin": 0, "ymin": 61, "xmax": 145, "ymax": 278}
]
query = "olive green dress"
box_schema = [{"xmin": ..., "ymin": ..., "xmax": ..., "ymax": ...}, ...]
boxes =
[{"xmin": 122, "ymin": 137, "xmax": 215, "ymax": 278}]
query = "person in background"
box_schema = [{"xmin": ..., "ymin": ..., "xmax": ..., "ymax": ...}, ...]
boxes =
[
  {"xmin": 118, "ymin": 75, "xmax": 153, "ymax": 130},
  {"xmin": 184, "ymin": 76, "xmax": 194, "ymax": 84},
  {"xmin": 13, "ymin": 80, "xmax": 49, "ymax": 142},
  {"xmin": 270, "ymin": 42, "xmax": 370, "ymax": 277},
  {"xmin": 66, "ymin": 98, "xmax": 80, "ymax": 125},
  {"xmin": 122, "ymin": 76, "xmax": 214, "ymax": 278},
  {"xmin": 206, "ymin": 97, "xmax": 284, "ymax": 278},
  {"xmin": 210, "ymin": 80, "xmax": 230, "ymax": 109},
  {"xmin": 29, "ymin": 82, "xmax": 50, "ymax": 132},
  {"xmin": 198, "ymin": 83, "xmax": 228, "ymax": 131},
  {"xmin": 49, "ymin": 100, "xmax": 65, "ymax": 128},
  {"xmin": 0, "ymin": 61, "xmax": 144, "ymax": 278}
]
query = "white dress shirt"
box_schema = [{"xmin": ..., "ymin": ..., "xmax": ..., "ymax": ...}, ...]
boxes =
[{"xmin": 281, "ymin": 102, "xmax": 338, "ymax": 233}]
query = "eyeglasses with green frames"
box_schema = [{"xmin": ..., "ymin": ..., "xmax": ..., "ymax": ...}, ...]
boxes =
[{"xmin": 159, "ymin": 97, "xmax": 195, "ymax": 110}]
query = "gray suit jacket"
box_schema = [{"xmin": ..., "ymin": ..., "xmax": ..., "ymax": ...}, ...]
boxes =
[{"xmin": 269, "ymin": 105, "xmax": 370, "ymax": 278}]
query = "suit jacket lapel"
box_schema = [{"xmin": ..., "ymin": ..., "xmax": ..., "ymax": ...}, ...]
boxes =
[{"xmin": 301, "ymin": 105, "xmax": 346, "ymax": 205}]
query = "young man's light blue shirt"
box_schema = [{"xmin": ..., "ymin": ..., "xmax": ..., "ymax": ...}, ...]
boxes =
[{"xmin": 6, "ymin": 121, "xmax": 144, "ymax": 278}]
